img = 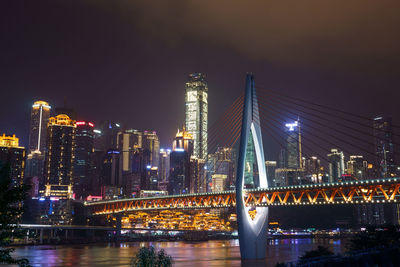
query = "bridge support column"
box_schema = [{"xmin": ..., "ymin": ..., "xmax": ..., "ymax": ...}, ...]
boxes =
[
  {"xmin": 115, "ymin": 213, "xmax": 122, "ymax": 238},
  {"xmin": 236, "ymin": 74, "xmax": 269, "ymax": 260},
  {"xmin": 39, "ymin": 229, "xmax": 43, "ymax": 244}
]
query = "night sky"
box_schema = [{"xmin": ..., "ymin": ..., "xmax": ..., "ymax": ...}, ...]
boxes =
[{"xmin": 1, "ymin": 1, "xmax": 400, "ymax": 160}]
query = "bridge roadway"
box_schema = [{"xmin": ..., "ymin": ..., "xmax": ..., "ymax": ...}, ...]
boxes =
[
  {"xmin": 19, "ymin": 224, "xmax": 229, "ymax": 233},
  {"xmin": 85, "ymin": 178, "xmax": 400, "ymax": 215}
]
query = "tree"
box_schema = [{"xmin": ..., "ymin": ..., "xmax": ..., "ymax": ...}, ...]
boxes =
[
  {"xmin": 299, "ymin": 245, "xmax": 333, "ymax": 261},
  {"xmin": 0, "ymin": 163, "xmax": 31, "ymax": 267},
  {"xmin": 132, "ymin": 246, "xmax": 172, "ymax": 267}
]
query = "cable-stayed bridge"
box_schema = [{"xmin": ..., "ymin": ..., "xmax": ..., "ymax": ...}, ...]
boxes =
[{"xmin": 85, "ymin": 74, "xmax": 400, "ymax": 260}]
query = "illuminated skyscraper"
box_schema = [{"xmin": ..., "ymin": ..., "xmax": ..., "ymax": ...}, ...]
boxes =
[
  {"xmin": 373, "ymin": 116, "xmax": 396, "ymax": 177},
  {"xmin": 117, "ymin": 129, "xmax": 142, "ymax": 172},
  {"xmin": 185, "ymin": 73, "xmax": 208, "ymax": 159},
  {"xmin": 0, "ymin": 134, "xmax": 26, "ymax": 186},
  {"xmin": 158, "ymin": 148, "xmax": 171, "ymax": 182},
  {"xmin": 28, "ymin": 101, "xmax": 51, "ymax": 153},
  {"xmin": 143, "ymin": 131, "xmax": 160, "ymax": 168},
  {"xmin": 347, "ymin": 155, "xmax": 367, "ymax": 180},
  {"xmin": 74, "ymin": 121, "xmax": 94, "ymax": 199},
  {"xmin": 208, "ymin": 147, "xmax": 236, "ymax": 191},
  {"xmin": 169, "ymin": 129, "xmax": 193, "ymax": 195},
  {"xmin": 327, "ymin": 149, "xmax": 345, "ymax": 182},
  {"xmin": 285, "ymin": 120, "xmax": 302, "ymax": 169},
  {"xmin": 44, "ymin": 114, "xmax": 76, "ymax": 198}
]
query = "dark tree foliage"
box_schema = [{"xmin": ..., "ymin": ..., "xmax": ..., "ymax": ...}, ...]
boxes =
[
  {"xmin": 0, "ymin": 163, "xmax": 31, "ymax": 267},
  {"xmin": 348, "ymin": 225, "xmax": 400, "ymax": 251},
  {"xmin": 299, "ymin": 246, "xmax": 333, "ymax": 261},
  {"xmin": 132, "ymin": 246, "xmax": 172, "ymax": 267}
]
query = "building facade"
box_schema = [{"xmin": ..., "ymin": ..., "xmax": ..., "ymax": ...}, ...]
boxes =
[
  {"xmin": 0, "ymin": 134, "xmax": 26, "ymax": 186},
  {"xmin": 44, "ymin": 114, "xmax": 76, "ymax": 199},
  {"xmin": 28, "ymin": 101, "xmax": 51, "ymax": 153},
  {"xmin": 74, "ymin": 121, "xmax": 95, "ymax": 199},
  {"xmin": 169, "ymin": 129, "xmax": 193, "ymax": 195},
  {"xmin": 185, "ymin": 73, "xmax": 208, "ymax": 159},
  {"xmin": 373, "ymin": 116, "xmax": 397, "ymax": 177},
  {"xmin": 327, "ymin": 149, "xmax": 345, "ymax": 183}
]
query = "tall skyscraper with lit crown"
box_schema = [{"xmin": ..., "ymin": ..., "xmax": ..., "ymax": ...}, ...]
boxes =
[
  {"xmin": 44, "ymin": 114, "xmax": 76, "ymax": 199},
  {"xmin": 28, "ymin": 101, "xmax": 51, "ymax": 153},
  {"xmin": 0, "ymin": 134, "xmax": 26, "ymax": 187},
  {"xmin": 185, "ymin": 73, "xmax": 208, "ymax": 159}
]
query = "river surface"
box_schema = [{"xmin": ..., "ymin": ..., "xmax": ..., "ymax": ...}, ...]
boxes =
[{"xmin": 13, "ymin": 238, "xmax": 346, "ymax": 267}]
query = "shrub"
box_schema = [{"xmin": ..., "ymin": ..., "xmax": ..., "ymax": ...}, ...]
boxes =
[{"xmin": 132, "ymin": 246, "xmax": 172, "ymax": 267}]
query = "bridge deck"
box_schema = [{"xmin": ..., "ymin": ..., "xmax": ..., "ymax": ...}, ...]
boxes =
[{"xmin": 85, "ymin": 178, "xmax": 400, "ymax": 215}]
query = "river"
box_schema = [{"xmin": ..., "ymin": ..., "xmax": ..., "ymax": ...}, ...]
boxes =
[{"xmin": 13, "ymin": 238, "xmax": 345, "ymax": 267}]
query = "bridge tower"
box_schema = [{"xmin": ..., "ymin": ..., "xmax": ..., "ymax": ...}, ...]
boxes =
[{"xmin": 236, "ymin": 74, "xmax": 269, "ymax": 260}]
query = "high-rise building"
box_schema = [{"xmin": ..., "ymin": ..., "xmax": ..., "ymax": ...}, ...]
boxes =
[
  {"xmin": 95, "ymin": 120, "xmax": 121, "ymax": 151},
  {"xmin": 143, "ymin": 131, "xmax": 160, "ymax": 168},
  {"xmin": 347, "ymin": 155, "xmax": 368, "ymax": 180},
  {"xmin": 44, "ymin": 114, "xmax": 76, "ymax": 199},
  {"xmin": 25, "ymin": 151, "xmax": 44, "ymax": 196},
  {"xmin": 208, "ymin": 147, "xmax": 236, "ymax": 191},
  {"xmin": 265, "ymin": 161, "xmax": 277, "ymax": 187},
  {"xmin": 0, "ymin": 134, "xmax": 26, "ymax": 186},
  {"xmin": 373, "ymin": 116, "xmax": 396, "ymax": 177},
  {"xmin": 74, "ymin": 121, "xmax": 95, "ymax": 199},
  {"xmin": 189, "ymin": 157, "xmax": 206, "ymax": 193},
  {"xmin": 158, "ymin": 148, "xmax": 171, "ymax": 182},
  {"xmin": 327, "ymin": 149, "xmax": 345, "ymax": 183},
  {"xmin": 117, "ymin": 129, "xmax": 142, "ymax": 172},
  {"xmin": 304, "ymin": 156, "xmax": 323, "ymax": 183},
  {"xmin": 169, "ymin": 129, "xmax": 193, "ymax": 195},
  {"xmin": 28, "ymin": 101, "xmax": 51, "ymax": 153},
  {"xmin": 185, "ymin": 73, "xmax": 208, "ymax": 159},
  {"xmin": 285, "ymin": 120, "xmax": 302, "ymax": 169},
  {"xmin": 101, "ymin": 149, "xmax": 122, "ymax": 199}
]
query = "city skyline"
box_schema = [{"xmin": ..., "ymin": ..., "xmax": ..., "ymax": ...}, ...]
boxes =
[{"xmin": 1, "ymin": 2, "xmax": 400, "ymax": 150}]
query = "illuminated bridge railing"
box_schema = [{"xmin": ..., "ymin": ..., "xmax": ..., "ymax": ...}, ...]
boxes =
[{"xmin": 85, "ymin": 178, "xmax": 400, "ymax": 215}]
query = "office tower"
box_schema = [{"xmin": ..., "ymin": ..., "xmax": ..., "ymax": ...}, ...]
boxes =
[
  {"xmin": 117, "ymin": 129, "xmax": 142, "ymax": 172},
  {"xmin": 189, "ymin": 158, "xmax": 206, "ymax": 193},
  {"xmin": 373, "ymin": 116, "xmax": 396, "ymax": 177},
  {"xmin": 169, "ymin": 129, "xmax": 193, "ymax": 195},
  {"xmin": 265, "ymin": 161, "xmax": 277, "ymax": 187},
  {"xmin": 327, "ymin": 149, "xmax": 345, "ymax": 183},
  {"xmin": 74, "ymin": 121, "xmax": 95, "ymax": 199},
  {"xmin": 44, "ymin": 114, "xmax": 76, "ymax": 198},
  {"xmin": 143, "ymin": 131, "xmax": 160, "ymax": 167},
  {"xmin": 158, "ymin": 148, "xmax": 171, "ymax": 182},
  {"xmin": 0, "ymin": 134, "xmax": 26, "ymax": 186},
  {"xmin": 25, "ymin": 151, "xmax": 44, "ymax": 196},
  {"xmin": 101, "ymin": 149, "xmax": 122, "ymax": 199},
  {"xmin": 347, "ymin": 155, "xmax": 368, "ymax": 180},
  {"xmin": 211, "ymin": 174, "xmax": 226, "ymax": 192},
  {"xmin": 304, "ymin": 156, "xmax": 322, "ymax": 183},
  {"xmin": 285, "ymin": 120, "xmax": 302, "ymax": 169},
  {"xmin": 208, "ymin": 147, "xmax": 236, "ymax": 191},
  {"xmin": 96, "ymin": 120, "xmax": 121, "ymax": 151},
  {"xmin": 185, "ymin": 73, "xmax": 208, "ymax": 159},
  {"xmin": 147, "ymin": 166, "xmax": 159, "ymax": 190},
  {"xmin": 28, "ymin": 101, "xmax": 51, "ymax": 153},
  {"xmin": 278, "ymin": 148, "xmax": 286, "ymax": 168}
]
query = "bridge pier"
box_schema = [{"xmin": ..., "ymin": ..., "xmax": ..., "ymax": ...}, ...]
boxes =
[
  {"xmin": 39, "ymin": 229, "xmax": 43, "ymax": 244},
  {"xmin": 115, "ymin": 213, "xmax": 122, "ymax": 238},
  {"xmin": 236, "ymin": 74, "xmax": 269, "ymax": 260}
]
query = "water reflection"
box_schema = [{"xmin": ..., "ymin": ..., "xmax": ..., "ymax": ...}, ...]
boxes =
[{"xmin": 13, "ymin": 238, "xmax": 345, "ymax": 267}]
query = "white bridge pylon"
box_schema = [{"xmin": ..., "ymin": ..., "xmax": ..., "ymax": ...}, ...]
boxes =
[{"xmin": 236, "ymin": 74, "xmax": 269, "ymax": 260}]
